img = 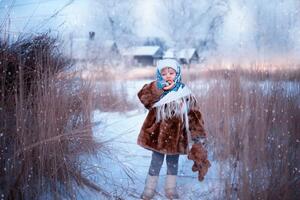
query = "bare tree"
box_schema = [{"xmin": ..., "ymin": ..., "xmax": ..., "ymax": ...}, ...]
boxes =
[
  {"xmin": 158, "ymin": 0, "xmax": 229, "ymax": 50},
  {"xmin": 81, "ymin": 0, "xmax": 137, "ymax": 67},
  {"xmin": 92, "ymin": 0, "xmax": 137, "ymax": 48},
  {"xmin": 252, "ymin": 0, "xmax": 300, "ymax": 56}
]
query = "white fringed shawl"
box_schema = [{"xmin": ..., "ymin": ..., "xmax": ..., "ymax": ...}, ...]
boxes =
[{"xmin": 152, "ymin": 85, "xmax": 198, "ymax": 150}]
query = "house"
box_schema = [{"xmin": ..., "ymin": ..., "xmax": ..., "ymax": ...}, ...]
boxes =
[
  {"xmin": 71, "ymin": 37, "xmax": 120, "ymax": 64},
  {"xmin": 162, "ymin": 48, "xmax": 200, "ymax": 66},
  {"xmin": 163, "ymin": 48, "xmax": 176, "ymax": 59},
  {"xmin": 177, "ymin": 48, "xmax": 199, "ymax": 64},
  {"xmin": 122, "ymin": 46, "xmax": 163, "ymax": 66}
]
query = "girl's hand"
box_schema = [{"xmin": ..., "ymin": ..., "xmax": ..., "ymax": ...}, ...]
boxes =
[{"xmin": 163, "ymin": 80, "xmax": 175, "ymax": 91}]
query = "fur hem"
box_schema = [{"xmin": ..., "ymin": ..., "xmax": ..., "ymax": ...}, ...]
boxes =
[{"xmin": 137, "ymin": 140, "xmax": 188, "ymax": 155}]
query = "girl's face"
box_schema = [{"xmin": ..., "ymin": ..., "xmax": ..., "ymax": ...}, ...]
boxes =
[{"xmin": 161, "ymin": 67, "xmax": 176, "ymax": 82}]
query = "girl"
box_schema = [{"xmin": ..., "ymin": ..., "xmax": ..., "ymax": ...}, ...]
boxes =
[{"xmin": 137, "ymin": 58, "xmax": 207, "ymax": 200}]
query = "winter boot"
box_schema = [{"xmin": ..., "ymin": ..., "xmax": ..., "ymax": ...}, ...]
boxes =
[
  {"xmin": 164, "ymin": 175, "xmax": 180, "ymax": 199},
  {"xmin": 140, "ymin": 174, "xmax": 159, "ymax": 200}
]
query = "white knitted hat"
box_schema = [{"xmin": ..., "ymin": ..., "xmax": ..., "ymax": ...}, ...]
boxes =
[{"xmin": 157, "ymin": 58, "xmax": 181, "ymax": 72}]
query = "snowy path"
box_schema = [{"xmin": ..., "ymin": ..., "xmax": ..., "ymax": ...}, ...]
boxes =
[{"xmin": 78, "ymin": 109, "xmax": 223, "ymax": 200}]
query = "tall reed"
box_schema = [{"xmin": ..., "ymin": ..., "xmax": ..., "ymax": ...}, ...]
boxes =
[
  {"xmin": 192, "ymin": 68, "xmax": 299, "ymax": 199},
  {"xmin": 0, "ymin": 34, "xmax": 108, "ymax": 199}
]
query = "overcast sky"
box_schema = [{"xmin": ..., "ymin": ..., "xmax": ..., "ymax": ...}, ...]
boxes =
[
  {"xmin": 135, "ymin": 0, "xmax": 165, "ymax": 38},
  {"xmin": 0, "ymin": 0, "xmax": 162, "ymax": 38}
]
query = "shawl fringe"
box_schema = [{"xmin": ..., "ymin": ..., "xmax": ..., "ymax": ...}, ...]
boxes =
[{"xmin": 154, "ymin": 94, "xmax": 198, "ymax": 123}]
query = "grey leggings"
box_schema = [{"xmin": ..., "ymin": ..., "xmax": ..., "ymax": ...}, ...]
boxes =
[{"xmin": 148, "ymin": 151, "xmax": 180, "ymax": 176}]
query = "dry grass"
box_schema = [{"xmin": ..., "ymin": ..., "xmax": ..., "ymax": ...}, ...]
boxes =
[
  {"xmin": 73, "ymin": 65, "xmax": 138, "ymax": 112},
  {"xmin": 81, "ymin": 63, "xmax": 300, "ymax": 82},
  {"xmin": 92, "ymin": 80, "xmax": 136, "ymax": 112},
  {"xmin": 0, "ymin": 34, "xmax": 110, "ymax": 199},
  {"xmin": 191, "ymin": 69, "xmax": 300, "ymax": 200},
  {"xmin": 185, "ymin": 66, "xmax": 300, "ymax": 82}
]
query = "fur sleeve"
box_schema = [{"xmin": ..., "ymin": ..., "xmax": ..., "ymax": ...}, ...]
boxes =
[
  {"xmin": 137, "ymin": 81, "xmax": 164, "ymax": 109},
  {"xmin": 188, "ymin": 109, "xmax": 207, "ymax": 139}
]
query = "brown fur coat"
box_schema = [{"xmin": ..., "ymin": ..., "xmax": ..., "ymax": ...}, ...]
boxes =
[{"xmin": 137, "ymin": 81, "xmax": 207, "ymax": 155}]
